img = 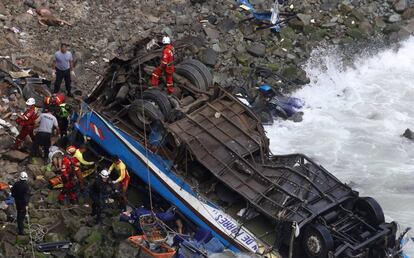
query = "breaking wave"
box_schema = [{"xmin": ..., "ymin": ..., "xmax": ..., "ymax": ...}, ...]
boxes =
[{"xmin": 267, "ymin": 37, "xmax": 414, "ymax": 256}]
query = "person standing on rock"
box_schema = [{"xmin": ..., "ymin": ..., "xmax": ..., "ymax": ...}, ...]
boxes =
[
  {"xmin": 30, "ymin": 107, "xmax": 60, "ymax": 162},
  {"xmin": 11, "ymin": 172, "xmax": 31, "ymax": 235},
  {"xmin": 53, "ymin": 43, "xmax": 74, "ymax": 97},
  {"xmin": 12, "ymin": 98, "xmax": 38, "ymax": 150},
  {"xmin": 89, "ymin": 169, "xmax": 114, "ymax": 223},
  {"xmin": 108, "ymin": 156, "xmax": 130, "ymax": 212},
  {"xmin": 151, "ymin": 36, "xmax": 175, "ymax": 94}
]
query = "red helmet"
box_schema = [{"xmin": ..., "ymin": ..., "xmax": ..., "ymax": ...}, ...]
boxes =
[{"xmin": 66, "ymin": 145, "xmax": 76, "ymax": 155}]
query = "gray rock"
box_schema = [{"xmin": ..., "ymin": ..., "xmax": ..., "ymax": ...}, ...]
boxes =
[
  {"xmin": 0, "ymin": 211, "xmax": 7, "ymax": 222},
  {"xmin": 111, "ymin": 220, "xmax": 135, "ymax": 239},
  {"xmin": 161, "ymin": 27, "xmax": 173, "ymax": 36},
  {"xmin": 359, "ymin": 21, "xmax": 374, "ymax": 35},
  {"xmin": 394, "ymin": 0, "xmax": 409, "ymax": 13},
  {"xmin": 68, "ymin": 243, "xmax": 82, "ymax": 257},
  {"xmin": 297, "ymin": 14, "xmax": 312, "ymax": 26},
  {"xmin": 74, "ymin": 226, "xmax": 91, "ymax": 243},
  {"xmin": 203, "ymin": 27, "xmax": 220, "ymax": 40},
  {"xmin": 402, "ymin": 128, "xmax": 414, "ymax": 140},
  {"xmin": 114, "ymin": 240, "xmax": 139, "ymax": 258},
  {"xmin": 217, "ymin": 18, "xmax": 236, "ymax": 33},
  {"xmin": 388, "ymin": 13, "xmax": 402, "ymax": 22},
  {"xmin": 2, "ymin": 150, "xmax": 29, "ymax": 162},
  {"xmin": 176, "ymin": 15, "xmax": 190, "ymax": 26},
  {"xmin": 200, "ymin": 48, "xmax": 217, "ymax": 67},
  {"xmin": 246, "ymin": 43, "xmax": 266, "ymax": 57}
]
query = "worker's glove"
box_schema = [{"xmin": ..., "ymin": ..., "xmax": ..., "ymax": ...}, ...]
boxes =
[
  {"xmin": 111, "ymin": 180, "xmax": 117, "ymax": 184},
  {"xmin": 70, "ymin": 71, "xmax": 76, "ymax": 77}
]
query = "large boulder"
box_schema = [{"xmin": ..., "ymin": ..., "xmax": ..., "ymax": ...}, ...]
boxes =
[
  {"xmin": 111, "ymin": 220, "xmax": 136, "ymax": 239},
  {"xmin": 246, "ymin": 43, "xmax": 266, "ymax": 57},
  {"xmin": 394, "ymin": 0, "xmax": 409, "ymax": 13},
  {"xmin": 2, "ymin": 150, "xmax": 29, "ymax": 162}
]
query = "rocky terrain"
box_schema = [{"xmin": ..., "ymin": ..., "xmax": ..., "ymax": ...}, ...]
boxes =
[{"xmin": 1, "ymin": 0, "xmax": 414, "ymax": 257}]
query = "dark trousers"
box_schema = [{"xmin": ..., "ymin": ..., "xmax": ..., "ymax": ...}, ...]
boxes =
[
  {"xmin": 91, "ymin": 200, "xmax": 103, "ymax": 223},
  {"xmin": 31, "ymin": 132, "xmax": 51, "ymax": 160},
  {"xmin": 57, "ymin": 116, "xmax": 69, "ymax": 137},
  {"xmin": 16, "ymin": 207, "xmax": 26, "ymax": 235},
  {"xmin": 54, "ymin": 68, "xmax": 71, "ymax": 94}
]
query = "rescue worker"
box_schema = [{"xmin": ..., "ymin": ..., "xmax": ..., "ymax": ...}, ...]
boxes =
[
  {"xmin": 11, "ymin": 172, "xmax": 31, "ymax": 235},
  {"xmin": 57, "ymin": 147, "xmax": 81, "ymax": 204},
  {"xmin": 70, "ymin": 145, "xmax": 95, "ymax": 167},
  {"xmin": 13, "ymin": 98, "xmax": 38, "ymax": 149},
  {"xmin": 65, "ymin": 145, "xmax": 84, "ymax": 187},
  {"xmin": 250, "ymin": 84, "xmax": 276, "ymax": 124},
  {"xmin": 30, "ymin": 107, "xmax": 59, "ymax": 162},
  {"xmin": 55, "ymin": 102, "xmax": 72, "ymax": 138},
  {"xmin": 151, "ymin": 36, "xmax": 175, "ymax": 94},
  {"xmin": 44, "ymin": 93, "xmax": 65, "ymax": 110},
  {"xmin": 108, "ymin": 156, "xmax": 130, "ymax": 211},
  {"xmin": 89, "ymin": 169, "xmax": 114, "ymax": 223}
]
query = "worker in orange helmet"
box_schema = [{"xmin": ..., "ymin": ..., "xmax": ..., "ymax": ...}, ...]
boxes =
[
  {"xmin": 58, "ymin": 146, "xmax": 81, "ymax": 204},
  {"xmin": 65, "ymin": 145, "xmax": 85, "ymax": 187},
  {"xmin": 108, "ymin": 155, "xmax": 130, "ymax": 212},
  {"xmin": 151, "ymin": 36, "xmax": 175, "ymax": 94}
]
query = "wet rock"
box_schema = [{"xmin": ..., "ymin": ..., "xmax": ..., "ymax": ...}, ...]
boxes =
[
  {"xmin": 402, "ymin": 128, "xmax": 414, "ymax": 140},
  {"xmin": 359, "ymin": 21, "xmax": 374, "ymax": 35},
  {"xmin": 246, "ymin": 43, "xmax": 266, "ymax": 57},
  {"xmin": 346, "ymin": 27, "xmax": 365, "ymax": 39},
  {"xmin": 114, "ymin": 240, "xmax": 139, "ymax": 258},
  {"xmin": 394, "ymin": 0, "xmax": 409, "ymax": 13},
  {"xmin": 2, "ymin": 150, "xmax": 28, "ymax": 162},
  {"xmin": 388, "ymin": 13, "xmax": 402, "ymax": 23},
  {"xmin": 200, "ymin": 48, "xmax": 217, "ymax": 67},
  {"xmin": 282, "ymin": 65, "xmax": 310, "ymax": 85},
  {"xmin": 82, "ymin": 242, "xmax": 100, "ymax": 258},
  {"xmin": 74, "ymin": 226, "xmax": 91, "ymax": 243},
  {"xmin": 84, "ymin": 230, "xmax": 102, "ymax": 245},
  {"xmin": 112, "ymin": 220, "xmax": 135, "ymax": 239}
]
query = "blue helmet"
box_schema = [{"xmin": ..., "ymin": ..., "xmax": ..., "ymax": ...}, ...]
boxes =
[{"xmin": 258, "ymin": 84, "xmax": 272, "ymax": 93}]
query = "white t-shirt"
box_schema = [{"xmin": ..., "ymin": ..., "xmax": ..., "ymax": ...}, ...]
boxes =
[
  {"xmin": 37, "ymin": 113, "xmax": 58, "ymax": 133},
  {"xmin": 48, "ymin": 146, "xmax": 63, "ymax": 162}
]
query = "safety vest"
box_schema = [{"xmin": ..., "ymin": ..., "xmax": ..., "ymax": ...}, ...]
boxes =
[{"xmin": 58, "ymin": 103, "xmax": 71, "ymax": 118}]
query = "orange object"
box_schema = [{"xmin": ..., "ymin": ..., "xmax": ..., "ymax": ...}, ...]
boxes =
[
  {"xmin": 128, "ymin": 235, "xmax": 176, "ymax": 258},
  {"xmin": 49, "ymin": 167, "xmax": 95, "ymax": 189},
  {"xmin": 0, "ymin": 182, "xmax": 9, "ymax": 191}
]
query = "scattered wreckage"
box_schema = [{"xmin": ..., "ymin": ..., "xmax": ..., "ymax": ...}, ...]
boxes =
[{"xmin": 67, "ymin": 37, "xmax": 405, "ymax": 258}]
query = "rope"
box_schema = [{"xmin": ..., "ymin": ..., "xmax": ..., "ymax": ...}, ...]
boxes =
[
  {"xmin": 137, "ymin": 62, "xmax": 154, "ymax": 211},
  {"xmin": 27, "ymin": 209, "xmax": 38, "ymax": 258}
]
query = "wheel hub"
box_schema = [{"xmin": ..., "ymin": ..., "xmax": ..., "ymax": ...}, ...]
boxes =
[{"xmin": 307, "ymin": 235, "xmax": 322, "ymax": 254}]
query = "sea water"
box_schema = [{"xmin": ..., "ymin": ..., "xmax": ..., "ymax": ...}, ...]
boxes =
[{"xmin": 267, "ymin": 37, "xmax": 414, "ymax": 256}]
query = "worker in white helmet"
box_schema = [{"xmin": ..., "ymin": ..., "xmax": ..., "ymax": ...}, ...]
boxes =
[
  {"xmin": 89, "ymin": 169, "xmax": 114, "ymax": 224},
  {"xmin": 11, "ymin": 172, "xmax": 31, "ymax": 235},
  {"xmin": 12, "ymin": 98, "xmax": 38, "ymax": 149},
  {"xmin": 151, "ymin": 36, "xmax": 175, "ymax": 94}
]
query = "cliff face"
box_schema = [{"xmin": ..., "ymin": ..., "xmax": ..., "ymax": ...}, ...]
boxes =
[{"xmin": 1, "ymin": 0, "xmax": 413, "ymax": 95}]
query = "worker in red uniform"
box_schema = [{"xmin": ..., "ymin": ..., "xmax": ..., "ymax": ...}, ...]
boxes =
[
  {"xmin": 108, "ymin": 155, "xmax": 130, "ymax": 211},
  {"xmin": 151, "ymin": 36, "xmax": 175, "ymax": 94},
  {"xmin": 65, "ymin": 145, "xmax": 84, "ymax": 187},
  {"xmin": 13, "ymin": 98, "xmax": 38, "ymax": 149},
  {"xmin": 57, "ymin": 146, "xmax": 82, "ymax": 204}
]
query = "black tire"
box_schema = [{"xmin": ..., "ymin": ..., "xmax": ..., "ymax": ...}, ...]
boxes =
[
  {"xmin": 22, "ymin": 83, "xmax": 51, "ymax": 107},
  {"xmin": 175, "ymin": 64, "xmax": 207, "ymax": 91},
  {"xmin": 354, "ymin": 197, "xmax": 385, "ymax": 226},
  {"xmin": 302, "ymin": 224, "xmax": 334, "ymax": 258},
  {"xmin": 182, "ymin": 59, "xmax": 213, "ymax": 89},
  {"xmin": 141, "ymin": 89, "xmax": 172, "ymax": 120},
  {"xmin": 128, "ymin": 99, "xmax": 164, "ymax": 131}
]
